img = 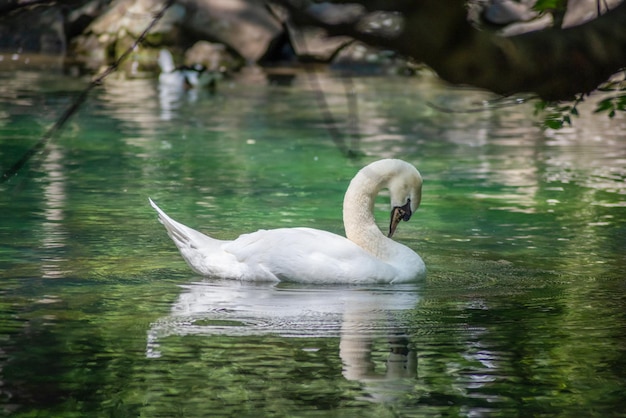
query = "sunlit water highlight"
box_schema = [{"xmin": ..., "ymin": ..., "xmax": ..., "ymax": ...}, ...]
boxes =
[{"xmin": 0, "ymin": 68, "xmax": 625, "ymax": 417}]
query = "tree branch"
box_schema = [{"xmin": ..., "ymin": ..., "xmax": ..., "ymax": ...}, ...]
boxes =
[
  {"xmin": 0, "ymin": 0, "xmax": 87, "ymax": 15},
  {"xmin": 278, "ymin": 0, "xmax": 626, "ymax": 100}
]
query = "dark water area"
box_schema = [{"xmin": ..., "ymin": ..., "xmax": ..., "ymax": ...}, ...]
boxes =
[{"xmin": 0, "ymin": 66, "xmax": 625, "ymax": 417}]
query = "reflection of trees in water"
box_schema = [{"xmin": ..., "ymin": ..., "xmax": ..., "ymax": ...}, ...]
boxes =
[
  {"xmin": 410, "ymin": 263, "xmax": 626, "ymax": 416},
  {"xmin": 0, "ymin": 65, "xmax": 624, "ymax": 415}
]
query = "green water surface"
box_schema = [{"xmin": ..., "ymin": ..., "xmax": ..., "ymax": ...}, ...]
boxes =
[{"xmin": 0, "ymin": 69, "xmax": 625, "ymax": 417}]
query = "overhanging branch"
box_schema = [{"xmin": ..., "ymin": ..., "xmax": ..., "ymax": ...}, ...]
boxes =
[{"xmin": 277, "ymin": 0, "xmax": 626, "ymax": 100}]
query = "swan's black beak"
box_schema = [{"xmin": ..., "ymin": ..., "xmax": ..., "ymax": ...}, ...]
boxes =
[{"xmin": 388, "ymin": 199, "xmax": 412, "ymax": 238}]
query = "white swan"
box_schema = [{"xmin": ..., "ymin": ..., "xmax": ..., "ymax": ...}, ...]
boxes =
[
  {"xmin": 149, "ymin": 159, "xmax": 426, "ymax": 283},
  {"xmin": 157, "ymin": 49, "xmax": 220, "ymax": 89}
]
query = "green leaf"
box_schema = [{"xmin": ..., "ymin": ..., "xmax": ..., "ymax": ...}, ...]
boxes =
[
  {"xmin": 544, "ymin": 118, "xmax": 564, "ymax": 129},
  {"xmin": 594, "ymin": 99, "xmax": 615, "ymax": 113},
  {"xmin": 533, "ymin": 0, "xmax": 567, "ymax": 12},
  {"xmin": 534, "ymin": 101, "xmax": 548, "ymax": 114}
]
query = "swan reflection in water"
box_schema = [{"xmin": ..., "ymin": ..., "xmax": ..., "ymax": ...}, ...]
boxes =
[{"xmin": 147, "ymin": 280, "xmax": 419, "ymax": 399}]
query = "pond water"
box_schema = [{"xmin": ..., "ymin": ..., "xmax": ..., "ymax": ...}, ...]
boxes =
[{"xmin": 0, "ymin": 66, "xmax": 625, "ymax": 417}]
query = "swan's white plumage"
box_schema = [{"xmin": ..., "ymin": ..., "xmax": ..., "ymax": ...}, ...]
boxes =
[
  {"xmin": 157, "ymin": 49, "xmax": 220, "ymax": 89},
  {"xmin": 150, "ymin": 159, "xmax": 426, "ymax": 283}
]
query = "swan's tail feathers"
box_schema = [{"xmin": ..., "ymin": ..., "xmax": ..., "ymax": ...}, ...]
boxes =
[{"xmin": 148, "ymin": 198, "xmax": 219, "ymax": 255}]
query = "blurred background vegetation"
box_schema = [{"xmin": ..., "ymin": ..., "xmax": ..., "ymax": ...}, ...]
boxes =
[{"xmin": 0, "ymin": 0, "xmax": 624, "ymax": 129}]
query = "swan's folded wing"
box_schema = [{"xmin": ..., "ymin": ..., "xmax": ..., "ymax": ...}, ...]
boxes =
[{"xmin": 222, "ymin": 227, "xmax": 396, "ymax": 284}]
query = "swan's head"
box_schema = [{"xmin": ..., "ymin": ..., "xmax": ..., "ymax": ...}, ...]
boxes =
[
  {"xmin": 344, "ymin": 159, "xmax": 423, "ymax": 241},
  {"xmin": 386, "ymin": 161, "xmax": 423, "ymax": 238}
]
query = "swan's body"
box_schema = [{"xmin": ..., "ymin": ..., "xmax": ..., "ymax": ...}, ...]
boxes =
[
  {"xmin": 158, "ymin": 49, "xmax": 220, "ymax": 89},
  {"xmin": 150, "ymin": 159, "xmax": 426, "ymax": 283}
]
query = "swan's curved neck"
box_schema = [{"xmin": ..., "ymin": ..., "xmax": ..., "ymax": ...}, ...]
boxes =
[{"xmin": 342, "ymin": 165, "xmax": 393, "ymax": 257}]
